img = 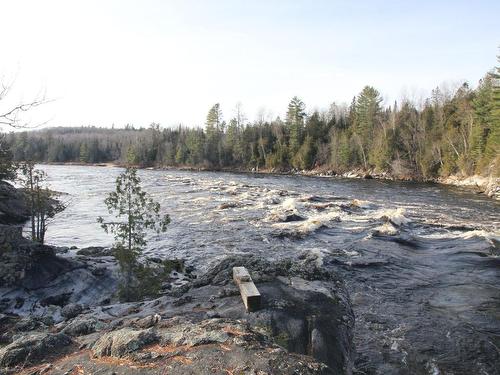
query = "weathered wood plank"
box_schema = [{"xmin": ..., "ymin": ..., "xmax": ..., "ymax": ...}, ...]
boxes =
[
  {"xmin": 233, "ymin": 266, "xmax": 252, "ymax": 283},
  {"xmin": 238, "ymin": 282, "xmax": 261, "ymax": 312},
  {"xmin": 233, "ymin": 266, "xmax": 261, "ymax": 312}
]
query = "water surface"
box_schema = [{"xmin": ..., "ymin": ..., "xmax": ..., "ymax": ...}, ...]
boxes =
[{"xmin": 40, "ymin": 165, "xmax": 500, "ymax": 375}]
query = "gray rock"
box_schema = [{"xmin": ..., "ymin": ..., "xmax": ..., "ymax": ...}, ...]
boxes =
[
  {"xmin": 158, "ymin": 319, "xmax": 231, "ymax": 347},
  {"xmin": 55, "ymin": 246, "xmax": 70, "ymax": 254},
  {"xmin": 61, "ymin": 303, "xmax": 83, "ymax": 320},
  {"xmin": 91, "ymin": 267, "xmax": 107, "ymax": 276},
  {"xmin": 191, "ymin": 254, "xmax": 354, "ymax": 374},
  {"xmin": 14, "ymin": 317, "xmax": 42, "ymax": 332},
  {"xmin": 61, "ymin": 317, "xmax": 103, "ymax": 336},
  {"xmin": 218, "ymin": 202, "xmax": 240, "ymax": 209},
  {"xmin": 76, "ymin": 246, "xmax": 114, "ymax": 257},
  {"xmin": 0, "ymin": 224, "xmax": 63, "ymax": 288},
  {"xmin": 17, "ymin": 318, "xmax": 333, "ymax": 374},
  {"xmin": 91, "ymin": 327, "xmax": 158, "ymax": 358},
  {"xmin": 40, "ymin": 292, "xmax": 72, "ymax": 307},
  {"xmin": 133, "ymin": 314, "xmax": 162, "ymax": 329},
  {"xmin": 0, "ymin": 181, "xmax": 29, "ymax": 224},
  {"xmin": 0, "ymin": 332, "xmax": 72, "ymax": 367}
]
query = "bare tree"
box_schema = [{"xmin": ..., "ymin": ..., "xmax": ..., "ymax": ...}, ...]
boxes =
[
  {"xmin": 0, "ymin": 76, "xmax": 51, "ymax": 180},
  {"xmin": 18, "ymin": 161, "xmax": 67, "ymax": 244},
  {"xmin": 0, "ymin": 77, "xmax": 50, "ymax": 129}
]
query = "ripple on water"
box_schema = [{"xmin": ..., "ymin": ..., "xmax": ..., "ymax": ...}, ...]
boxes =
[{"xmin": 36, "ymin": 165, "xmax": 500, "ymax": 374}]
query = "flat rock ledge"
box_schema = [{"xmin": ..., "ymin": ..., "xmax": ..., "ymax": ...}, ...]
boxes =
[
  {"xmin": 0, "ymin": 253, "xmax": 354, "ymax": 375},
  {"xmin": 0, "ymin": 318, "xmax": 333, "ymax": 375}
]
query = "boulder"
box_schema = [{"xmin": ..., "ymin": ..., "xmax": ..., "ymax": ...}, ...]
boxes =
[
  {"xmin": 157, "ymin": 318, "xmax": 233, "ymax": 347},
  {"xmin": 61, "ymin": 317, "xmax": 103, "ymax": 336},
  {"xmin": 61, "ymin": 303, "xmax": 83, "ymax": 320},
  {"xmin": 0, "ymin": 332, "xmax": 72, "ymax": 368},
  {"xmin": 132, "ymin": 314, "xmax": 162, "ymax": 329},
  {"xmin": 0, "ymin": 181, "xmax": 29, "ymax": 224},
  {"xmin": 40, "ymin": 292, "xmax": 72, "ymax": 307},
  {"xmin": 0, "ymin": 225, "xmax": 64, "ymax": 288},
  {"xmin": 91, "ymin": 327, "xmax": 158, "ymax": 358},
  {"xmin": 217, "ymin": 202, "xmax": 240, "ymax": 209},
  {"xmin": 76, "ymin": 246, "xmax": 114, "ymax": 257}
]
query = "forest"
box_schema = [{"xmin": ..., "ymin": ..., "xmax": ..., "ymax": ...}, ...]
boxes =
[{"xmin": 3, "ymin": 65, "xmax": 499, "ymax": 180}]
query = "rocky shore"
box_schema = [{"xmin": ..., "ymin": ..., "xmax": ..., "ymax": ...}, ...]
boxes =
[
  {"xmin": 0, "ymin": 182, "xmax": 354, "ymax": 374},
  {"xmin": 40, "ymin": 162, "xmax": 500, "ymax": 200},
  {"xmin": 161, "ymin": 169, "xmax": 499, "ymax": 201},
  {"xmin": 268, "ymin": 168, "xmax": 500, "ymax": 200}
]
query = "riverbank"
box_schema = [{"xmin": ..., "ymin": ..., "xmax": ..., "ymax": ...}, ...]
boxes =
[
  {"xmin": 0, "ymin": 182, "xmax": 353, "ymax": 374},
  {"xmin": 41, "ymin": 161, "xmax": 500, "ymax": 200},
  {"xmin": 3, "ymin": 168, "xmax": 499, "ymax": 373},
  {"xmin": 0, "ymin": 230, "xmax": 353, "ymax": 374},
  {"xmin": 295, "ymin": 167, "xmax": 500, "ymax": 200}
]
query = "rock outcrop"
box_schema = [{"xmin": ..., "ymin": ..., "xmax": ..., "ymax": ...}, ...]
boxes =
[
  {"xmin": 0, "ymin": 181, "xmax": 29, "ymax": 224},
  {"xmin": 0, "ymin": 332, "xmax": 72, "ymax": 368},
  {"xmin": 0, "ymin": 225, "xmax": 60, "ymax": 287},
  {"xmin": 0, "ymin": 253, "xmax": 354, "ymax": 374},
  {"xmin": 191, "ymin": 254, "xmax": 354, "ymax": 373},
  {"xmin": 440, "ymin": 174, "xmax": 500, "ymax": 200}
]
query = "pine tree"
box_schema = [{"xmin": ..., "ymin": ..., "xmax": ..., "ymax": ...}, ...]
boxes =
[
  {"xmin": 292, "ymin": 135, "xmax": 316, "ymax": 169},
  {"xmin": 97, "ymin": 167, "xmax": 170, "ymax": 301},
  {"xmin": 484, "ymin": 58, "xmax": 500, "ymax": 175},
  {"xmin": 79, "ymin": 142, "xmax": 89, "ymax": 163},
  {"xmin": 354, "ymin": 86, "xmax": 382, "ymax": 169},
  {"xmin": 286, "ymin": 96, "xmax": 306, "ymax": 156},
  {"xmin": 471, "ymin": 74, "xmax": 493, "ymax": 172},
  {"xmin": 0, "ymin": 135, "xmax": 16, "ymax": 180},
  {"xmin": 205, "ymin": 104, "xmax": 223, "ymax": 166}
]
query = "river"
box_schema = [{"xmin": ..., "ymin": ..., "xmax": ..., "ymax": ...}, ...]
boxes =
[{"xmin": 38, "ymin": 164, "xmax": 499, "ymax": 375}]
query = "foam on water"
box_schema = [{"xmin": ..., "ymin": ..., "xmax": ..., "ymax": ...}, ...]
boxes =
[
  {"xmin": 373, "ymin": 207, "xmax": 410, "ymax": 226},
  {"xmin": 34, "ymin": 165, "xmax": 500, "ymax": 374}
]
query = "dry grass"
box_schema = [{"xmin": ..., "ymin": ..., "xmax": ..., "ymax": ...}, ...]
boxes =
[
  {"xmin": 144, "ymin": 343, "xmax": 191, "ymax": 354},
  {"xmin": 219, "ymin": 343, "xmax": 233, "ymax": 352},
  {"xmin": 94, "ymin": 355, "xmax": 156, "ymax": 369},
  {"xmin": 169, "ymin": 355, "xmax": 193, "ymax": 365}
]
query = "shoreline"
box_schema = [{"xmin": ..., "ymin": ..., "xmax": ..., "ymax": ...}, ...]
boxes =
[
  {"xmin": 0, "ymin": 224, "xmax": 353, "ymax": 374},
  {"xmin": 39, "ymin": 162, "xmax": 500, "ymax": 200}
]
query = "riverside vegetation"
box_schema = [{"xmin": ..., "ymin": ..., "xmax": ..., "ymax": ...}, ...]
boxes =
[
  {"xmin": 3, "ymin": 62, "xmax": 500, "ymax": 188},
  {"xmin": 0, "ymin": 51, "xmax": 498, "ymax": 374}
]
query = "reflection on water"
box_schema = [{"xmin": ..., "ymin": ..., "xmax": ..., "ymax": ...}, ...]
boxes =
[{"xmin": 40, "ymin": 165, "xmax": 500, "ymax": 375}]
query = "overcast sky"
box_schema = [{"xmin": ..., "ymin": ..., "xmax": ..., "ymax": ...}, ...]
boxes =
[{"xmin": 1, "ymin": 0, "xmax": 499, "ymax": 129}]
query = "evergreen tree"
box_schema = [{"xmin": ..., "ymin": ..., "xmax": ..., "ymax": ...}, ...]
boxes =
[
  {"xmin": 286, "ymin": 96, "xmax": 306, "ymax": 156},
  {"xmin": 471, "ymin": 75, "xmax": 493, "ymax": 171},
  {"xmin": 79, "ymin": 142, "xmax": 89, "ymax": 163},
  {"xmin": 354, "ymin": 86, "xmax": 382, "ymax": 169},
  {"xmin": 292, "ymin": 135, "xmax": 316, "ymax": 169},
  {"xmin": 4, "ymin": 55, "xmax": 500, "ymax": 180},
  {"xmin": 97, "ymin": 167, "xmax": 170, "ymax": 301},
  {"xmin": 0, "ymin": 135, "xmax": 16, "ymax": 180},
  {"xmin": 205, "ymin": 103, "xmax": 223, "ymax": 167},
  {"xmin": 484, "ymin": 58, "xmax": 500, "ymax": 175}
]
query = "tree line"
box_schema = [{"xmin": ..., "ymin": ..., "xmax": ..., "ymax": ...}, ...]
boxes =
[{"xmin": 4, "ymin": 65, "xmax": 499, "ymax": 180}]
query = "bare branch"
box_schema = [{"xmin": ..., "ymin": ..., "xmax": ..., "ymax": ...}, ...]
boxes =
[{"xmin": 0, "ymin": 77, "xmax": 52, "ymax": 129}]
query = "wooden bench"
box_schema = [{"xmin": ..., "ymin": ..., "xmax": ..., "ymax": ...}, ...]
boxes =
[{"xmin": 233, "ymin": 266, "xmax": 261, "ymax": 312}]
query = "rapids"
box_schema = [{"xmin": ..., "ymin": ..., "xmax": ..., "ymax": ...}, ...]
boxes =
[{"xmin": 37, "ymin": 165, "xmax": 499, "ymax": 374}]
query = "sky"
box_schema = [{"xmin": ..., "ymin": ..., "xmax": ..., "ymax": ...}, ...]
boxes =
[{"xmin": 0, "ymin": 0, "xmax": 499, "ymax": 129}]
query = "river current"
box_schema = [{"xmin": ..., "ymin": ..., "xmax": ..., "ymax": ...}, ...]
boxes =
[{"xmin": 38, "ymin": 165, "xmax": 499, "ymax": 375}]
